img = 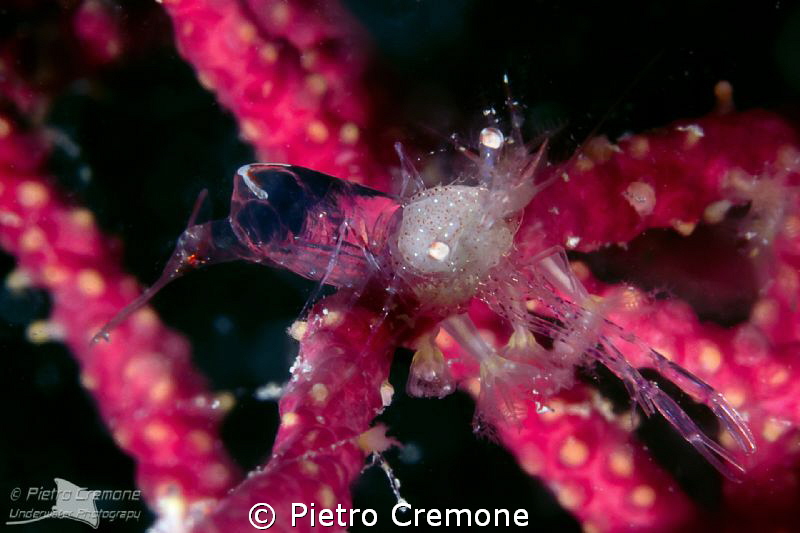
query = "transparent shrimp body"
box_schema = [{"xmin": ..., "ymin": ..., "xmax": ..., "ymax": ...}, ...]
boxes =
[
  {"xmin": 95, "ymin": 123, "xmax": 755, "ymax": 481},
  {"xmin": 92, "ymin": 164, "xmax": 399, "ymax": 341}
]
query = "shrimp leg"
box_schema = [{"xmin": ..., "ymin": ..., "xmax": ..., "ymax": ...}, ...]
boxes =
[{"xmin": 481, "ymin": 246, "xmax": 755, "ymax": 479}]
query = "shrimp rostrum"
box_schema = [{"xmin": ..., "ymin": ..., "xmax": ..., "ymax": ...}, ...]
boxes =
[{"xmin": 94, "ymin": 115, "xmax": 756, "ymax": 481}]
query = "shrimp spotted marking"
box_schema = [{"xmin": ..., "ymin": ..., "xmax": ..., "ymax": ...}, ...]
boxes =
[{"xmin": 94, "ymin": 105, "xmax": 756, "ymax": 481}]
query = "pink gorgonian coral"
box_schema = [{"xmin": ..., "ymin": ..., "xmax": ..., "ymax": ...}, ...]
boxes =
[{"xmin": 2, "ymin": 1, "xmax": 799, "ymax": 533}]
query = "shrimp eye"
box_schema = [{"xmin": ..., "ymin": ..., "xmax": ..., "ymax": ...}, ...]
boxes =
[
  {"xmin": 233, "ymin": 201, "xmax": 284, "ymax": 244},
  {"xmin": 234, "ymin": 164, "xmax": 330, "ymax": 240}
]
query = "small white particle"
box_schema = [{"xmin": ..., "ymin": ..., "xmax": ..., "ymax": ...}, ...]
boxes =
[{"xmin": 427, "ymin": 241, "xmax": 450, "ymax": 261}]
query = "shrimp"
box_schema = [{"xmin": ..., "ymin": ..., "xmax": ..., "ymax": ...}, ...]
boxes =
[{"xmin": 93, "ymin": 104, "xmax": 756, "ymax": 481}]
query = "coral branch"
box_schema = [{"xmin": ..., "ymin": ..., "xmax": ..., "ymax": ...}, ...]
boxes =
[
  {"xmin": 520, "ymin": 109, "xmax": 800, "ymax": 254},
  {"xmin": 191, "ymin": 294, "xmax": 398, "ymax": 533},
  {"xmin": 0, "ymin": 122, "xmax": 240, "ymax": 521},
  {"xmin": 161, "ymin": 0, "xmax": 385, "ymax": 184},
  {"xmin": 439, "ymin": 109, "xmax": 800, "ymax": 532}
]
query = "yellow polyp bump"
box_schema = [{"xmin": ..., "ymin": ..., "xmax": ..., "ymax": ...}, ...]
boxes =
[
  {"xmin": 752, "ymin": 299, "xmax": 778, "ymax": 327},
  {"xmin": 307, "ymin": 121, "xmax": 329, "ymax": 143},
  {"xmin": 305, "ymin": 73, "xmax": 327, "ymax": 95},
  {"xmin": 541, "ymin": 400, "xmax": 563, "ymax": 421},
  {"xmin": 478, "ymin": 328, "xmax": 497, "ymax": 348},
  {"xmin": 204, "ymin": 463, "xmax": 230, "ymax": 488},
  {"xmin": 654, "ymin": 346, "xmax": 674, "ymax": 362},
  {"xmin": 465, "ymin": 377, "xmax": 481, "ymax": 397},
  {"xmin": 300, "ymin": 460, "xmax": 319, "ymax": 477},
  {"xmin": 322, "ymin": 309, "xmax": 342, "ymax": 327},
  {"xmin": 555, "ymin": 484, "xmax": 584, "ymax": 510},
  {"xmin": 113, "ymin": 428, "xmax": 131, "ymax": 448},
  {"xmin": 309, "ymin": 383, "xmax": 329, "ymax": 404},
  {"xmin": 271, "ymin": 2, "xmax": 290, "ymax": 25},
  {"xmin": 288, "ymin": 320, "xmax": 308, "ymax": 340},
  {"xmin": 132, "ymin": 306, "xmax": 158, "ymax": 329},
  {"xmin": 778, "ymin": 264, "xmax": 799, "ymax": 295},
  {"xmin": 260, "ymin": 81, "xmax": 274, "ymax": 99},
  {"xmin": 339, "ymin": 122, "xmax": 359, "ymax": 145},
  {"xmin": 380, "ymin": 380, "xmax": 394, "ymax": 407},
  {"xmin": 609, "ymin": 449, "xmax": 633, "ymax": 477},
  {"xmin": 124, "ymin": 355, "xmax": 155, "ymax": 379},
  {"xmin": 26, "ymin": 320, "xmax": 54, "ymax": 344},
  {"xmin": 187, "ymin": 430, "xmax": 214, "ymax": 454},
  {"xmin": 585, "ymin": 136, "xmax": 619, "ymax": 162},
  {"xmin": 699, "ymin": 343, "xmax": 722, "ymax": 373},
  {"xmin": 181, "ymin": 21, "xmax": 194, "ymax": 36},
  {"xmin": 671, "ymin": 219, "xmax": 696, "ymax": 236},
  {"xmin": 583, "ymin": 522, "xmax": 601, "ymax": 533},
  {"xmin": 304, "ymin": 430, "xmax": 318, "ymax": 446},
  {"xmin": 525, "ymin": 299, "xmax": 539, "ymax": 312},
  {"xmin": 6, "ymin": 269, "xmax": 31, "ymax": 290},
  {"xmin": 0, "ymin": 116, "xmax": 11, "ymax": 137},
  {"xmin": 17, "ymin": 182, "xmax": 48, "ymax": 208},
  {"xmin": 154, "ymin": 488, "xmax": 187, "ymax": 525},
  {"xmin": 768, "ymin": 367, "xmax": 790, "ymax": 387},
  {"xmin": 623, "ymin": 181, "xmax": 656, "ymax": 217},
  {"xmin": 765, "ymin": 418, "xmax": 792, "ymax": 442},
  {"xmin": 434, "ymin": 328, "xmax": 454, "ymax": 349},
  {"xmin": 237, "ymin": 22, "xmax": 256, "ymax": 43},
  {"xmin": 704, "ymin": 199, "xmax": 733, "ymax": 224},
  {"xmin": 676, "ymin": 124, "xmax": 705, "ymax": 147},
  {"xmin": 106, "ymin": 40, "xmax": 120, "ymax": 57},
  {"xmin": 783, "ymin": 215, "xmax": 800, "ymax": 239},
  {"xmin": 621, "ymin": 287, "xmax": 644, "ymax": 310},
  {"xmin": 629, "ymin": 136, "xmax": 650, "ymax": 159},
  {"xmin": 150, "ymin": 378, "xmax": 174, "ymax": 403},
  {"xmin": 282, "ymin": 412, "xmax": 299, "ymax": 427},
  {"xmin": 214, "ymin": 391, "xmax": 236, "ymax": 412},
  {"xmin": 559, "ymin": 436, "xmax": 589, "ymax": 467},
  {"xmin": 241, "ymin": 119, "xmax": 261, "ymax": 141},
  {"xmin": 144, "ymin": 422, "xmax": 171, "ymax": 443},
  {"xmin": 300, "ymin": 50, "xmax": 317, "ymax": 69},
  {"xmin": 518, "ymin": 445, "xmax": 542, "ymax": 475},
  {"xmin": 630, "ymin": 485, "xmax": 656, "ymax": 508},
  {"xmin": 719, "ymin": 429, "xmax": 736, "ymax": 449},
  {"xmin": 575, "ymin": 157, "xmax": 594, "ymax": 172},
  {"xmin": 80, "ymin": 372, "xmax": 98, "ymax": 391},
  {"xmin": 77, "ymin": 269, "xmax": 106, "ymax": 297},
  {"xmin": 259, "ymin": 43, "xmax": 278, "ymax": 63},
  {"xmin": 318, "ymin": 485, "xmax": 335, "ymax": 508},
  {"xmin": 714, "ymin": 80, "xmax": 734, "ymax": 113},
  {"xmin": 570, "ymin": 260, "xmax": 590, "ymax": 281},
  {"xmin": 723, "ymin": 387, "xmax": 746, "ymax": 409},
  {"xmin": 69, "ymin": 208, "xmax": 95, "ymax": 228},
  {"xmin": 20, "ymin": 227, "xmax": 45, "ymax": 251},
  {"xmin": 357, "ymin": 425, "xmax": 396, "ymax": 453},
  {"xmin": 196, "ymin": 71, "xmax": 214, "ymax": 90},
  {"xmin": 42, "ymin": 265, "xmax": 67, "ymax": 285}
]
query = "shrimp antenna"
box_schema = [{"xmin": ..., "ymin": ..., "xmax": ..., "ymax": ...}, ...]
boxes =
[
  {"xmin": 502, "ymin": 73, "xmax": 525, "ymax": 147},
  {"xmin": 187, "ymin": 188, "xmax": 209, "ymax": 228},
  {"xmin": 91, "ymin": 189, "xmax": 238, "ymax": 344},
  {"xmin": 394, "ymin": 142, "xmax": 426, "ymax": 199}
]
